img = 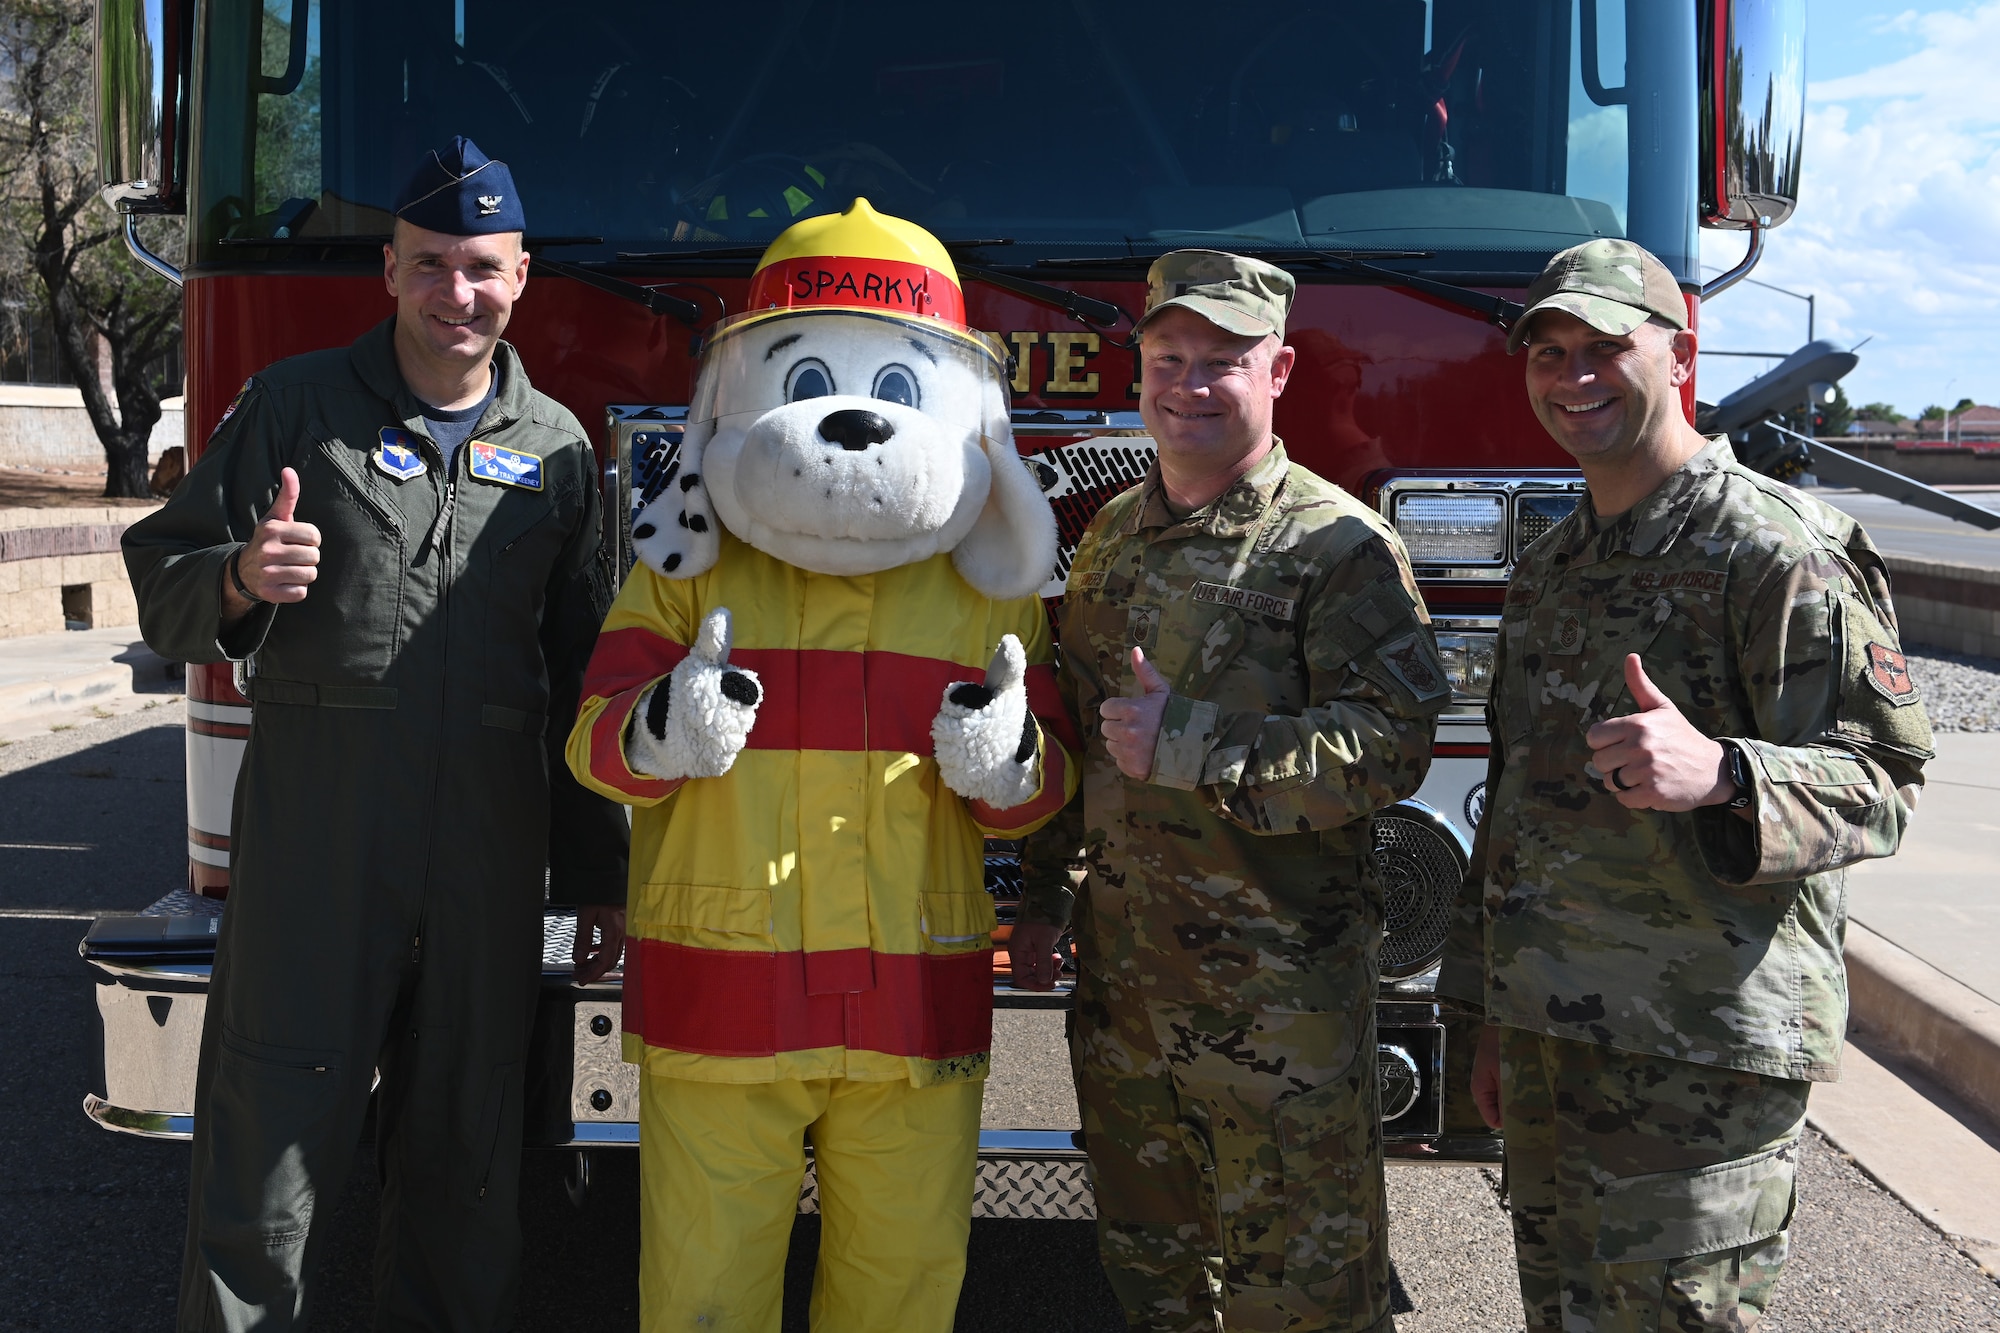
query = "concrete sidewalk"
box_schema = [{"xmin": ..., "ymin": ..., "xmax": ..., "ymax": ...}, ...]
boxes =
[{"xmin": 0, "ymin": 624, "xmax": 182, "ymax": 740}]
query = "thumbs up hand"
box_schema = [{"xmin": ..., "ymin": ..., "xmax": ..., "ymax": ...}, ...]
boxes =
[
  {"xmin": 226, "ymin": 467, "xmax": 322, "ymax": 614},
  {"xmin": 932, "ymin": 634, "xmax": 1040, "ymax": 808},
  {"xmin": 1584, "ymin": 654, "xmax": 1738, "ymax": 811},
  {"xmin": 627, "ymin": 607, "xmax": 764, "ymax": 782},
  {"xmin": 1100, "ymin": 647, "xmax": 1173, "ymax": 781}
]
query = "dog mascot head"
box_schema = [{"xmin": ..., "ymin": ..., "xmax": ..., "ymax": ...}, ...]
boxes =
[{"xmin": 630, "ymin": 199, "xmax": 1055, "ymax": 600}]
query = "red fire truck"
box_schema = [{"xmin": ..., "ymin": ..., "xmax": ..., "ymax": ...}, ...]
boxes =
[{"xmin": 83, "ymin": 0, "xmax": 1812, "ymax": 1214}]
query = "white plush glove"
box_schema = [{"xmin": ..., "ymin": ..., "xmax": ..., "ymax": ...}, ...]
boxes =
[
  {"xmin": 931, "ymin": 634, "xmax": 1041, "ymax": 808},
  {"xmin": 625, "ymin": 608, "xmax": 763, "ymax": 780}
]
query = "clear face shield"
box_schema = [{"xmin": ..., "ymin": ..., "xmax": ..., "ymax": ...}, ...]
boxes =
[{"xmin": 692, "ymin": 309, "xmax": 1014, "ymax": 550}]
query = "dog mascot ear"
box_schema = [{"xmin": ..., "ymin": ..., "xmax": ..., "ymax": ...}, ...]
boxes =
[
  {"xmin": 950, "ymin": 369, "xmax": 1057, "ymax": 601},
  {"xmin": 629, "ymin": 417, "xmax": 722, "ymax": 580}
]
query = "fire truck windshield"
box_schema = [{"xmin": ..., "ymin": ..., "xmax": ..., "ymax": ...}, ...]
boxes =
[{"xmin": 193, "ymin": 0, "xmax": 1699, "ymax": 280}]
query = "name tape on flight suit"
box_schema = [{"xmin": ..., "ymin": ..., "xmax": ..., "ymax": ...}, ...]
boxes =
[{"xmin": 468, "ymin": 440, "xmax": 544, "ymax": 490}]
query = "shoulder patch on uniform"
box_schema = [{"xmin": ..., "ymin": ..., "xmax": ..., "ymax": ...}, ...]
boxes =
[
  {"xmin": 1379, "ymin": 630, "xmax": 1449, "ymax": 701},
  {"xmin": 1864, "ymin": 643, "xmax": 1919, "ymax": 705},
  {"xmin": 1190, "ymin": 580, "xmax": 1296, "ymax": 622},
  {"xmin": 1072, "ymin": 569, "xmax": 1107, "ymax": 596},
  {"xmin": 210, "ymin": 379, "xmax": 255, "ymax": 439},
  {"xmin": 468, "ymin": 440, "xmax": 544, "ymax": 490}
]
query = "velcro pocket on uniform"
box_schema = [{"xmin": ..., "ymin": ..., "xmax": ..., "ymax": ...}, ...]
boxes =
[
  {"xmin": 1317, "ymin": 580, "xmax": 1411, "ymax": 668},
  {"xmin": 1591, "ymin": 1140, "xmax": 1799, "ymax": 1263},
  {"xmin": 638, "ymin": 884, "xmax": 773, "ymax": 942},
  {"xmin": 1273, "ymin": 1041, "xmax": 1380, "ymax": 1286},
  {"xmin": 921, "ymin": 890, "xmax": 998, "ymax": 949}
]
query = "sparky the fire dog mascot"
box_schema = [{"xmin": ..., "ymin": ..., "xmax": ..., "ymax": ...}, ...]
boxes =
[{"xmin": 567, "ymin": 200, "xmax": 1078, "ymax": 1330}]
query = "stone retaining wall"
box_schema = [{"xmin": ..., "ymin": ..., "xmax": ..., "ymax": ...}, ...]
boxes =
[
  {"xmin": 1887, "ymin": 556, "xmax": 2000, "ymax": 659},
  {"xmin": 0, "ymin": 386, "xmax": 183, "ymax": 470},
  {"xmin": 0, "ymin": 506, "xmax": 157, "ymax": 638}
]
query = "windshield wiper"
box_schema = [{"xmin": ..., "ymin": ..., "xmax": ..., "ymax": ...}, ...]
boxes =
[{"xmin": 1037, "ymin": 248, "xmax": 1522, "ymax": 330}]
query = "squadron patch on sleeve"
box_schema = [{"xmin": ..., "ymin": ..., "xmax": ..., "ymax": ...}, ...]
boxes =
[
  {"xmin": 1864, "ymin": 642, "xmax": 1920, "ymax": 705},
  {"xmin": 1378, "ymin": 630, "xmax": 1449, "ymax": 701}
]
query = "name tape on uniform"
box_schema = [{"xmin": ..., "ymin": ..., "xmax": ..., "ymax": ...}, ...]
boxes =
[
  {"xmin": 468, "ymin": 440, "xmax": 543, "ymax": 490},
  {"xmin": 1190, "ymin": 580, "xmax": 1296, "ymax": 622}
]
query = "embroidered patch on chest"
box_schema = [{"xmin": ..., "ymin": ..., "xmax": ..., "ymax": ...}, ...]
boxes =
[
  {"xmin": 372, "ymin": 428, "xmax": 427, "ymax": 481},
  {"xmin": 1190, "ymin": 580, "xmax": 1297, "ymax": 622},
  {"xmin": 1864, "ymin": 642, "xmax": 1919, "ymax": 705},
  {"xmin": 468, "ymin": 440, "xmax": 544, "ymax": 490},
  {"xmin": 1550, "ymin": 611, "xmax": 1585, "ymax": 654},
  {"xmin": 1628, "ymin": 569, "xmax": 1724, "ymax": 593},
  {"xmin": 1073, "ymin": 570, "xmax": 1108, "ymax": 596}
]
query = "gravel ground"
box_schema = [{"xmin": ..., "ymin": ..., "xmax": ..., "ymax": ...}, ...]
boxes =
[{"xmin": 1907, "ymin": 647, "xmax": 2000, "ymax": 733}]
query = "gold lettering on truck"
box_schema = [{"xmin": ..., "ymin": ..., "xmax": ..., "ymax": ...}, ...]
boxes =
[{"xmin": 1044, "ymin": 331, "xmax": 1101, "ymax": 394}]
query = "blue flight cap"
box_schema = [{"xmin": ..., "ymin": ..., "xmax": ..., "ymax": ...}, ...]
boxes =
[{"xmin": 392, "ymin": 136, "xmax": 526, "ymax": 235}]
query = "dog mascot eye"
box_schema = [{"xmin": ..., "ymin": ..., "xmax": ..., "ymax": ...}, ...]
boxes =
[
  {"xmin": 871, "ymin": 364, "xmax": 918, "ymax": 409},
  {"xmin": 786, "ymin": 359, "xmax": 834, "ymax": 402}
]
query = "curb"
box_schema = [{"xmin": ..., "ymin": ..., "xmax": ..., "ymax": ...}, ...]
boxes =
[
  {"xmin": 0, "ymin": 663, "xmax": 138, "ymax": 720},
  {"xmin": 1845, "ymin": 920, "xmax": 2000, "ymax": 1126}
]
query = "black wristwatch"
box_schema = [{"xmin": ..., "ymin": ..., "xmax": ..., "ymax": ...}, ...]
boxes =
[
  {"xmin": 229, "ymin": 548, "xmax": 264, "ymax": 605},
  {"xmin": 1723, "ymin": 742, "xmax": 1753, "ymax": 809}
]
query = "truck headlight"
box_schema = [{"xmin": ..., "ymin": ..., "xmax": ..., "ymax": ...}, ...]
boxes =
[
  {"xmin": 1393, "ymin": 493, "xmax": 1506, "ymax": 566},
  {"xmin": 1514, "ymin": 491, "xmax": 1581, "ymax": 559},
  {"xmin": 1434, "ymin": 631, "xmax": 1497, "ymax": 701}
]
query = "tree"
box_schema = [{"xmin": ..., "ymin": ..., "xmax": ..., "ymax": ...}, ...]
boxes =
[
  {"xmin": 0, "ymin": 0, "xmax": 183, "ymax": 498},
  {"xmin": 1857, "ymin": 401, "xmax": 1901, "ymax": 424},
  {"xmin": 1919, "ymin": 405, "xmax": 1946, "ymax": 420},
  {"xmin": 1815, "ymin": 383, "xmax": 1854, "ymax": 438}
]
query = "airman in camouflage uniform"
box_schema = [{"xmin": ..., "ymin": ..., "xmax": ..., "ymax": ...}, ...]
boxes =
[
  {"xmin": 1017, "ymin": 252, "xmax": 1446, "ymax": 1332},
  {"xmin": 1438, "ymin": 239, "xmax": 1934, "ymax": 1332}
]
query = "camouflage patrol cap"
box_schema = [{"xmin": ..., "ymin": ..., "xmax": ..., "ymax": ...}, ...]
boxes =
[
  {"xmin": 1138, "ymin": 250, "xmax": 1295, "ymax": 341},
  {"xmin": 1506, "ymin": 238, "xmax": 1688, "ymax": 354}
]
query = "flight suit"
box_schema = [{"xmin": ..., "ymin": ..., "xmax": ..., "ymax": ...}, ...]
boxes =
[
  {"xmin": 123, "ymin": 318, "xmax": 628, "ymax": 1331},
  {"xmin": 1021, "ymin": 442, "xmax": 1446, "ymax": 1332},
  {"xmin": 1438, "ymin": 439, "xmax": 1934, "ymax": 1331}
]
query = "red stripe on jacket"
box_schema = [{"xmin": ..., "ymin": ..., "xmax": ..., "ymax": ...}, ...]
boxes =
[
  {"xmin": 622, "ymin": 939, "xmax": 994, "ymax": 1060},
  {"xmin": 581, "ymin": 626, "xmax": 1080, "ymax": 758}
]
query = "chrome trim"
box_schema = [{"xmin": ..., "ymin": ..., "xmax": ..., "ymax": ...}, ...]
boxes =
[
  {"xmin": 976, "ymin": 1129, "xmax": 1089, "ymax": 1160},
  {"xmin": 81, "ymin": 954, "xmax": 212, "ymax": 983},
  {"xmin": 1377, "ymin": 1043, "xmax": 1423, "ymax": 1122},
  {"xmin": 1376, "ymin": 474, "xmax": 1587, "ymax": 581},
  {"xmin": 1700, "ymin": 219, "xmax": 1764, "ymax": 298},
  {"xmin": 603, "ymin": 404, "xmax": 691, "ymax": 590},
  {"xmin": 1699, "ymin": 0, "xmax": 1805, "ymax": 232},
  {"xmin": 1011, "ymin": 408, "xmax": 1148, "ymax": 438},
  {"xmin": 95, "ymin": 0, "xmax": 173, "ymax": 213},
  {"xmin": 83, "ymin": 1094, "xmax": 194, "ymax": 1141},
  {"xmin": 992, "ymin": 979, "xmax": 1075, "ymax": 1010},
  {"xmin": 122, "ymin": 214, "xmax": 183, "ymax": 286}
]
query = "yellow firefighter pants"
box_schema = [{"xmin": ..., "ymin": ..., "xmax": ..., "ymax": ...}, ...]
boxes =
[{"xmin": 639, "ymin": 1070, "xmax": 983, "ymax": 1333}]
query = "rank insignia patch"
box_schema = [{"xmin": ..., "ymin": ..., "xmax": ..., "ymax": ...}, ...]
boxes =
[
  {"xmin": 372, "ymin": 428, "xmax": 427, "ymax": 481},
  {"xmin": 1865, "ymin": 642, "xmax": 1919, "ymax": 705},
  {"xmin": 1551, "ymin": 612, "xmax": 1584, "ymax": 654},
  {"xmin": 468, "ymin": 440, "xmax": 543, "ymax": 490}
]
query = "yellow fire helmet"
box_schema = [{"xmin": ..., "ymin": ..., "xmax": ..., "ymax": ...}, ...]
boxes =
[{"xmin": 746, "ymin": 196, "xmax": 967, "ymax": 324}]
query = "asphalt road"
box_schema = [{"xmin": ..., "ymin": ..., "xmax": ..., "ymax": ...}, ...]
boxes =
[
  {"xmin": 1806, "ymin": 485, "xmax": 2000, "ymax": 569},
  {"xmin": 6, "ymin": 706, "xmax": 2000, "ymax": 1330}
]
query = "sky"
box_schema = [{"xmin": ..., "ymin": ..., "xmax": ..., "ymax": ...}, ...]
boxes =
[{"xmin": 1693, "ymin": 0, "xmax": 2000, "ymax": 417}]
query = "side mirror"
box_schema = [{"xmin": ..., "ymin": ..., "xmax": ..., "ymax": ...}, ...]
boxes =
[
  {"xmin": 94, "ymin": 0, "xmax": 188, "ymax": 215},
  {"xmin": 1698, "ymin": 0, "xmax": 1806, "ymax": 231}
]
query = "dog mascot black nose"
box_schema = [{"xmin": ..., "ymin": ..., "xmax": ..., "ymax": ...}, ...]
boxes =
[{"xmin": 818, "ymin": 409, "xmax": 895, "ymax": 451}]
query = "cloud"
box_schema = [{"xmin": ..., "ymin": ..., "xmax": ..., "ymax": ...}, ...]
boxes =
[{"xmin": 1697, "ymin": 2, "xmax": 2000, "ymax": 415}]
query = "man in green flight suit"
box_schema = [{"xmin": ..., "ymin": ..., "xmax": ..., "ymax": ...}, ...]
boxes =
[
  {"xmin": 123, "ymin": 137, "xmax": 629, "ymax": 1331},
  {"xmin": 1013, "ymin": 251, "xmax": 1447, "ymax": 1332},
  {"xmin": 1439, "ymin": 239, "xmax": 1935, "ymax": 1332}
]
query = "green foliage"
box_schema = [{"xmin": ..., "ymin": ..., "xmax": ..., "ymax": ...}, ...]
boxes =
[
  {"xmin": 1919, "ymin": 404, "xmax": 1946, "ymax": 420},
  {"xmin": 1818, "ymin": 383, "xmax": 1854, "ymax": 437},
  {"xmin": 1857, "ymin": 401, "xmax": 1901, "ymax": 423}
]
